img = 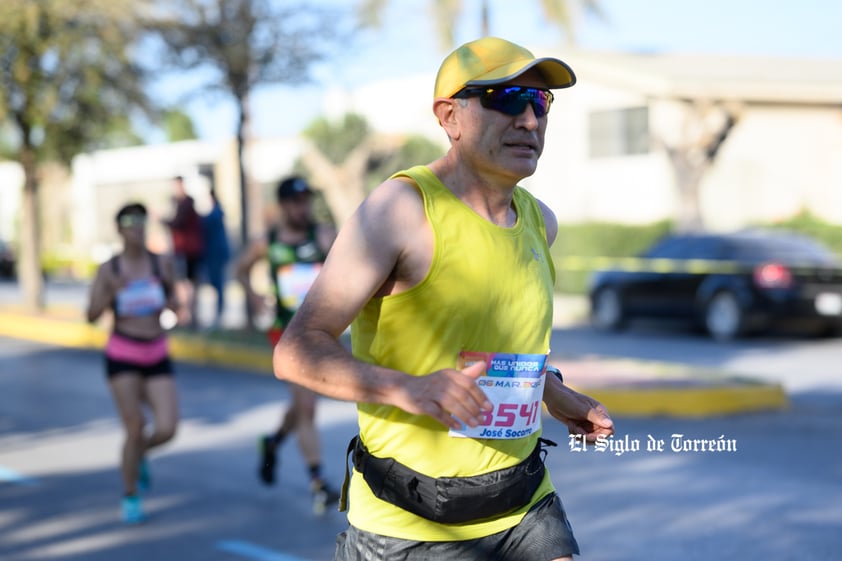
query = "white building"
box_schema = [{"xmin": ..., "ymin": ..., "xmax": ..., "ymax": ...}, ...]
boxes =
[{"xmin": 526, "ymin": 50, "xmax": 842, "ymax": 230}]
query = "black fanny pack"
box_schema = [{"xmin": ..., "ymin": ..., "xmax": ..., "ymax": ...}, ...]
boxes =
[{"xmin": 340, "ymin": 435, "xmax": 556, "ymax": 524}]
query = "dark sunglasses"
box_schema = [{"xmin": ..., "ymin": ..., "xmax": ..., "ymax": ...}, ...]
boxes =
[{"xmin": 453, "ymin": 86, "xmax": 554, "ymax": 118}]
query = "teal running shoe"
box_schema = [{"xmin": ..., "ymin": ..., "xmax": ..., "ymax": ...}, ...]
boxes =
[{"xmin": 121, "ymin": 495, "xmax": 147, "ymax": 524}]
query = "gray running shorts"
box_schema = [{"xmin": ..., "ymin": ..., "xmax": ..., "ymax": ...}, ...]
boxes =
[{"xmin": 333, "ymin": 492, "xmax": 580, "ymax": 561}]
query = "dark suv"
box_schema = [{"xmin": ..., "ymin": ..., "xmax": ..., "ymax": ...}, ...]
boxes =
[{"xmin": 588, "ymin": 229, "xmax": 842, "ymax": 340}]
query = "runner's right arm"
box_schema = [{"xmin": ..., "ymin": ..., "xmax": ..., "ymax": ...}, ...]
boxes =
[
  {"xmin": 272, "ymin": 179, "xmax": 492, "ymax": 429},
  {"xmin": 86, "ymin": 263, "xmax": 115, "ymax": 323}
]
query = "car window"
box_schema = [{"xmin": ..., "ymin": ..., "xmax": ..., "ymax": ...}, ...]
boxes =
[
  {"xmin": 642, "ymin": 232, "xmax": 839, "ymax": 265},
  {"xmin": 642, "ymin": 236, "xmax": 690, "ymax": 259},
  {"xmin": 643, "ymin": 236, "xmax": 725, "ymax": 260},
  {"xmin": 730, "ymin": 235, "xmax": 839, "ymax": 264},
  {"xmin": 683, "ymin": 237, "xmax": 728, "ymax": 260}
]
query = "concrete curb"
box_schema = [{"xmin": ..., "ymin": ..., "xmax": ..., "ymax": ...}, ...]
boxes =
[
  {"xmin": 0, "ymin": 310, "xmax": 788, "ymax": 418},
  {"xmin": 0, "ymin": 311, "xmax": 273, "ymax": 374},
  {"xmin": 550, "ymin": 355, "xmax": 788, "ymax": 418},
  {"xmin": 576, "ymin": 384, "xmax": 787, "ymax": 418}
]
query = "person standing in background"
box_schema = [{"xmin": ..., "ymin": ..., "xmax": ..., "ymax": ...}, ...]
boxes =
[
  {"xmin": 201, "ymin": 189, "xmax": 230, "ymax": 329},
  {"xmin": 163, "ymin": 176, "xmax": 204, "ymax": 329},
  {"xmin": 236, "ymin": 175, "xmax": 340, "ymax": 514},
  {"xmin": 87, "ymin": 202, "xmax": 181, "ymax": 524}
]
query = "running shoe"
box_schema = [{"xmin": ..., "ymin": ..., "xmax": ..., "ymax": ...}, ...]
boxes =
[
  {"xmin": 121, "ymin": 495, "xmax": 147, "ymax": 524},
  {"xmin": 258, "ymin": 435, "xmax": 277, "ymax": 486},
  {"xmin": 137, "ymin": 457, "xmax": 151, "ymax": 491},
  {"xmin": 311, "ymin": 480, "xmax": 340, "ymax": 515}
]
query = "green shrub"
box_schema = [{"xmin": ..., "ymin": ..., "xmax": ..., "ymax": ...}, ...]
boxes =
[
  {"xmin": 550, "ymin": 221, "xmax": 672, "ymax": 294},
  {"xmin": 761, "ymin": 211, "xmax": 842, "ymax": 258}
]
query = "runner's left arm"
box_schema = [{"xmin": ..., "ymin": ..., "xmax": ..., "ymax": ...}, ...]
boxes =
[
  {"xmin": 543, "ymin": 373, "xmax": 615, "ymax": 442},
  {"xmin": 159, "ymin": 253, "xmax": 181, "ymax": 314}
]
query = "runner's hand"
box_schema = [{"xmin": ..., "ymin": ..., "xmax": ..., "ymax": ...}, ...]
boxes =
[
  {"xmin": 544, "ymin": 384, "xmax": 614, "ymax": 442},
  {"xmin": 396, "ymin": 362, "xmax": 492, "ymax": 430}
]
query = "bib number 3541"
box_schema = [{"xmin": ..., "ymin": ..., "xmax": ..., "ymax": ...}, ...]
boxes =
[{"xmin": 451, "ymin": 351, "xmax": 548, "ymax": 440}]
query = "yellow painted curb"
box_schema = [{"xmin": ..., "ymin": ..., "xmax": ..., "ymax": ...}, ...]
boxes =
[
  {"xmin": 168, "ymin": 336, "xmax": 272, "ymax": 373},
  {"xmin": 0, "ymin": 311, "xmax": 789, "ymax": 418},
  {"xmin": 0, "ymin": 312, "xmax": 272, "ymax": 374},
  {"xmin": 0, "ymin": 313, "xmax": 107, "ymax": 348},
  {"xmin": 574, "ymin": 384, "xmax": 788, "ymax": 418}
]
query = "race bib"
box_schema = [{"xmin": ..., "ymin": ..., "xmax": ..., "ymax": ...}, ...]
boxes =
[
  {"xmin": 276, "ymin": 262, "xmax": 322, "ymax": 311},
  {"xmin": 115, "ymin": 278, "xmax": 166, "ymax": 317},
  {"xmin": 449, "ymin": 351, "xmax": 548, "ymax": 440}
]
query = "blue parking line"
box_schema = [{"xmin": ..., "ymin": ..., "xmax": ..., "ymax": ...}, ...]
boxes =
[
  {"xmin": 0, "ymin": 465, "xmax": 38, "ymax": 486},
  {"xmin": 216, "ymin": 540, "xmax": 311, "ymax": 561}
]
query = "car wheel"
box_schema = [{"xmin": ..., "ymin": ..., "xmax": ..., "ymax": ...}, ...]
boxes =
[
  {"xmin": 818, "ymin": 322, "xmax": 842, "ymax": 339},
  {"xmin": 591, "ymin": 287, "xmax": 625, "ymax": 331},
  {"xmin": 704, "ymin": 291, "xmax": 744, "ymax": 341}
]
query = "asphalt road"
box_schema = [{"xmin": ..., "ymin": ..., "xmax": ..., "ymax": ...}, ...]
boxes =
[{"xmin": 1, "ymin": 336, "xmax": 841, "ymax": 561}]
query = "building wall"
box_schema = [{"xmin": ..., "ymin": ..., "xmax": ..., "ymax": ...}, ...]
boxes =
[
  {"xmin": 702, "ymin": 105, "xmax": 842, "ymax": 229},
  {"xmin": 527, "ymin": 81, "xmax": 842, "ymax": 230}
]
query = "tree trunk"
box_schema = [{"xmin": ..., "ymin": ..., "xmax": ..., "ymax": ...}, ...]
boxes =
[
  {"xmin": 661, "ymin": 102, "xmax": 740, "ymax": 233},
  {"xmin": 235, "ymin": 92, "xmax": 264, "ymax": 328},
  {"xmin": 18, "ymin": 144, "xmax": 45, "ymax": 311},
  {"xmin": 235, "ymin": 96, "xmax": 250, "ymax": 247},
  {"xmin": 674, "ymin": 171, "xmax": 705, "ymax": 233}
]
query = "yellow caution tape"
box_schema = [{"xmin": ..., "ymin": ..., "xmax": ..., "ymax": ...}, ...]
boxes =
[{"xmin": 555, "ymin": 256, "xmax": 745, "ymax": 274}]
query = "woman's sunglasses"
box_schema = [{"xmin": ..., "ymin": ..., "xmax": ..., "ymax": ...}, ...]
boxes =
[
  {"xmin": 118, "ymin": 214, "xmax": 147, "ymax": 228},
  {"xmin": 453, "ymin": 86, "xmax": 554, "ymax": 118}
]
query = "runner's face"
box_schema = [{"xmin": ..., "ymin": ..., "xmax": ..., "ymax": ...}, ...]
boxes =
[
  {"xmin": 118, "ymin": 213, "xmax": 147, "ymax": 246},
  {"xmin": 457, "ymin": 68, "xmax": 550, "ymax": 183},
  {"xmin": 280, "ymin": 194, "xmax": 313, "ymax": 228}
]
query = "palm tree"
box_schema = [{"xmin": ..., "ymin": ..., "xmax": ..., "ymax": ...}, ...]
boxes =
[{"xmin": 359, "ymin": 0, "xmax": 603, "ymax": 52}]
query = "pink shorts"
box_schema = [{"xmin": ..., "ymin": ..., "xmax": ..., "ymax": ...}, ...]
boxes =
[{"xmin": 105, "ymin": 333, "xmax": 169, "ymax": 366}]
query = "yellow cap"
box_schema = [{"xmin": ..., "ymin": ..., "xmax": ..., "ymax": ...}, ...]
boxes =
[{"xmin": 434, "ymin": 37, "xmax": 576, "ymax": 99}]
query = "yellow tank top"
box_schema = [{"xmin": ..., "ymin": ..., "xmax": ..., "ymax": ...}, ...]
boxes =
[{"xmin": 348, "ymin": 166, "xmax": 557, "ymax": 541}]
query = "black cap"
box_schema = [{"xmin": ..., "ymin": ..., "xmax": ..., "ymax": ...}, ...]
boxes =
[
  {"xmin": 277, "ymin": 176, "xmax": 313, "ymax": 200},
  {"xmin": 115, "ymin": 202, "xmax": 147, "ymax": 223}
]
